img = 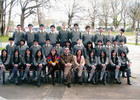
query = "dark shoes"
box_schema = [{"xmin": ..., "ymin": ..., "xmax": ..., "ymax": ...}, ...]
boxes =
[{"xmin": 67, "ymin": 83, "xmax": 71, "ymax": 88}]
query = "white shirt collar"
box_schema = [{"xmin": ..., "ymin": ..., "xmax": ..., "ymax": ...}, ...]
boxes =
[
  {"xmin": 46, "ymin": 44, "xmax": 50, "ymax": 46},
  {"xmin": 74, "ymin": 29, "xmax": 79, "ymax": 32},
  {"xmin": 34, "ymin": 44, "xmax": 38, "ymax": 47},
  {"xmin": 120, "ymin": 33, "xmax": 124, "ymax": 36},
  {"xmin": 39, "ymin": 30, "xmax": 45, "ymax": 32},
  {"xmin": 29, "ymin": 30, "xmax": 34, "ymax": 33},
  {"xmin": 17, "ymin": 30, "xmax": 22, "ymax": 33},
  {"xmin": 86, "ymin": 31, "xmax": 91, "ymax": 35},
  {"xmin": 98, "ymin": 32, "xmax": 103, "ymax": 35},
  {"xmin": 9, "ymin": 43, "xmax": 14, "ymax": 47}
]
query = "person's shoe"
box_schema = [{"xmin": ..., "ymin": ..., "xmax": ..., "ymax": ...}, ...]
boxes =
[
  {"xmin": 37, "ymin": 83, "xmax": 40, "ymax": 87},
  {"xmin": 88, "ymin": 79, "xmax": 91, "ymax": 83},
  {"xmin": 52, "ymin": 80, "xmax": 55, "ymax": 86},
  {"xmin": 127, "ymin": 82, "xmax": 132, "ymax": 85},
  {"xmin": 34, "ymin": 77, "xmax": 38, "ymax": 81},
  {"xmin": 2, "ymin": 81, "xmax": 5, "ymax": 85},
  {"xmin": 103, "ymin": 81, "xmax": 106, "ymax": 85},
  {"xmin": 79, "ymin": 82, "xmax": 82, "ymax": 85},
  {"xmin": 99, "ymin": 77, "xmax": 103, "ymax": 81},
  {"xmin": 67, "ymin": 83, "xmax": 71, "ymax": 88},
  {"xmin": 116, "ymin": 80, "xmax": 121, "ymax": 84},
  {"xmin": 122, "ymin": 75, "xmax": 127, "ymax": 78},
  {"xmin": 92, "ymin": 81, "xmax": 96, "ymax": 84},
  {"xmin": 15, "ymin": 81, "xmax": 18, "ymax": 85}
]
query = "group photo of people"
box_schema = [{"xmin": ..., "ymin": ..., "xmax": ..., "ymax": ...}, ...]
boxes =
[{"xmin": 0, "ymin": 22, "xmax": 132, "ymax": 88}]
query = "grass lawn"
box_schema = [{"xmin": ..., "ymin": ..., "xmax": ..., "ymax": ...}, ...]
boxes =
[
  {"xmin": 126, "ymin": 43, "xmax": 140, "ymax": 46},
  {"xmin": 0, "ymin": 36, "xmax": 10, "ymax": 42},
  {"xmin": 0, "ymin": 47, "xmax": 6, "ymax": 51},
  {"xmin": 103, "ymin": 32, "xmax": 135, "ymax": 36}
]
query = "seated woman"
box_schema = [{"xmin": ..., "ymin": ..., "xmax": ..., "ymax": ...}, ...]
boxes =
[
  {"xmin": 34, "ymin": 50, "xmax": 47, "ymax": 87},
  {"xmin": 87, "ymin": 50, "xmax": 98, "ymax": 84},
  {"xmin": 73, "ymin": 49, "xmax": 85, "ymax": 85},
  {"xmin": 22, "ymin": 48, "xmax": 33, "ymax": 83},
  {"xmin": 47, "ymin": 48, "xmax": 60, "ymax": 86},
  {"xmin": 119, "ymin": 51, "xmax": 132, "ymax": 85},
  {"xmin": 8, "ymin": 49, "xmax": 22, "ymax": 85},
  {"xmin": 0, "ymin": 49, "xmax": 10, "ymax": 84},
  {"xmin": 109, "ymin": 50, "xmax": 121, "ymax": 84},
  {"xmin": 98, "ymin": 50, "xmax": 109, "ymax": 85}
]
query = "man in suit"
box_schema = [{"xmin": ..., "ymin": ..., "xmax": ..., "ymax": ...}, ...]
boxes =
[
  {"xmin": 82, "ymin": 25, "xmax": 94, "ymax": 47},
  {"xmin": 115, "ymin": 29, "xmax": 127, "ymax": 45},
  {"xmin": 48, "ymin": 25, "xmax": 58, "ymax": 47},
  {"xmin": 60, "ymin": 47, "xmax": 75, "ymax": 88},
  {"xmin": 95, "ymin": 40, "xmax": 104, "ymax": 57},
  {"xmin": 69, "ymin": 23, "xmax": 81, "ymax": 47},
  {"xmin": 12, "ymin": 24, "xmax": 25, "ymax": 46},
  {"xmin": 35, "ymin": 24, "xmax": 48, "ymax": 46},
  {"xmin": 25, "ymin": 24, "xmax": 35, "ymax": 47},
  {"xmin": 58, "ymin": 22, "xmax": 70, "ymax": 47}
]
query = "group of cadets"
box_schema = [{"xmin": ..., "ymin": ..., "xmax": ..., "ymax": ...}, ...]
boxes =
[{"xmin": 0, "ymin": 22, "xmax": 132, "ymax": 88}]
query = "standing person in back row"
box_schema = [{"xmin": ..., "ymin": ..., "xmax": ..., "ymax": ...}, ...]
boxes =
[
  {"xmin": 25, "ymin": 24, "xmax": 35, "ymax": 47},
  {"xmin": 58, "ymin": 22, "xmax": 70, "ymax": 47},
  {"xmin": 105, "ymin": 29, "xmax": 114, "ymax": 45},
  {"xmin": 48, "ymin": 25, "xmax": 58, "ymax": 47},
  {"xmin": 35, "ymin": 24, "xmax": 48, "ymax": 46},
  {"xmin": 94, "ymin": 27, "xmax": 106, "ymax": 46},
  {"xmin": 12, "ymin": 24, "xmax": 25, "ymax": 46},
  {"xmin": 115, "ymin": 29, "xmax": 127, "ymax": 45},
  {"xmin": 82, "ymin": 25, "xmax": 94, "ymax": 47},
  {"xmin": 70, "ymin": 23, "xmax": 81, "ymax": 47}
]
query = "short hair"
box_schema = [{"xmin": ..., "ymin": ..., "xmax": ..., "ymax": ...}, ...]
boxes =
[
  {"xmin": 85, "ymin": 25, "xmax": 90, "ymax": 29},
  {"xmin": 50, "ymin": 25, "xmax": 55, "ymax": 28},
  {"xmin": 120, "ymin": 29, "xmax": 125, "ymax": 32},
  {"xmin": 28, "ymin": 24, "xmax": 33, "ymax": 27},
  {"xmin": 17, "ymin": 24, "xmax": 21, "ymax": 27},
  {"xmin": 74, "ymin": 23, "xmax": 78, "ymax": 27},
  {"xmin": 9, "ymin": 37, "xmax": 14, "ymax": 41},
  {"xmin": 99, "ymin": 27, "xmax": 103, "ymax": 29},
  {"xmin": 20, "ymin": 39, "xmax": 25, "ymax": 44},
  {"xmin": 39, "ymin": 24, "xmax": 44, "ymax": 27}
]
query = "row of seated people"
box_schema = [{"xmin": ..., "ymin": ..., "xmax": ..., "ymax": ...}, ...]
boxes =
[{"xmin": 0, "ymin": 45, "xmax": 131, "ymax": 87}]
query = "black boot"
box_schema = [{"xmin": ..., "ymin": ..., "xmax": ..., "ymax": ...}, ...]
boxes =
[{"xmin": 67, "ymin": 83, "xmax": 71, "ymax": 88}]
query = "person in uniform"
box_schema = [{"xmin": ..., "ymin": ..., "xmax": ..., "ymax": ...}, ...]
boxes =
[
  {"xmin": 63, "ymin": 40, "xmax": 73, "ymax": 54},
  {"xmin": 94, "ymin": 27, "xmax": 106, "ymax": 46},
  {"xmin": 115, "ymin": 29, "xmax": 127, "ymax": 45},
  {"xmin": 82, "ymin": 26, "xmax": 94, "ymax": 47},
  {"xmin": 25, "ymin": 24, "xmax": 35, "ymax": 47},
  {"xmin": 48, "ymin": 25, "xmax": 58, "ymax": 47},
  {"xmin": 58, "ymin": 22, "xmax": 70, "ymax": 47},
  {"xmin": 54, "ymin": 41, "xmax": 63, "ymax": 56},
  {"xmin": 119, "ymin": 51, "xmax": 132, "ymax": 85},
  {"xmin": 6, "ymin": 37, "xmax": 17, "ymax": 76},
  {"xmin": 12, "ymin": 24, "xmax": 25, "ymax": 46},
  {"xmin": 87, "ymin": 50, "xmax": 98, "ymax": 84},
  {"xmin": 94, "ymin": 40, "xmax": 104, "ymax": 57},
  {"xmin": 33, "ymin": 50, "xmax": 47, "ymax": 87},
  {"xmin": 109, "ymin": 50, "xmax": 121, "ymax": 84},
  {"xmin": 35, "ymin": 24, "xmax": 48, "ymax": 46},
  {"xmin": 0, "ymin": 49, "xmax": 10, "ymax": 84},
  {"xmin": 112, "ymin": 39, "xmax": 119, "ymax": 53},
  {"xmin": 73, "ymin": 49, "xmax": 85, "ymax": 85},
  {"xmin": 69, "ymin": 23, "xmax": 81, "ymax": 47},
  {"xmin": 98, "ymin": 50, "xmax": 109, "ymax": 85},
  {"xmin": 8, "ymin": 49, "xmax": 22, "ymax": 85},
  {"xmin": 85, "ymin": 41, "xmax": 94, "ymax": 59},
  {"xmin": 105, "ymin": 29, "xmax": 114, "ymax": 45},
  {"xmin": 73, "ymin": 39, "xmax": 86, "ymax": 58},
  {"xmin": 21, "ymin": 48, "xmax": 33, "ymax": 83},
  {"xmin": 60, "ymin": 47, "xmax": 75, "ymax": 88}
]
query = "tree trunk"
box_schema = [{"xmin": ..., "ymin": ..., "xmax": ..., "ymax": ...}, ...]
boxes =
[
  {"xmin": 91, "ymin": 21, "xmax": 95, "ymax": 32},
  {"xmin": 20, "ymin": 11, "xmax": 25, "ymax": 31},
  {"xmin": 68, "ymin": 16, "xmax": 72, "ymax": 29},
  {"xmin": 105, "ymin": 18, "xmax": 108, "ymax": 30},
  {"xmin": 133, "ymin": 18, "xmax": 136, "ymax": 34},
  {"xmin": 6, "ymin": 0, "xmax": 13, "ymax": 36},
  {"xmin": 123, "ymin": 19, "xmax": 126, "ymax": 31}
]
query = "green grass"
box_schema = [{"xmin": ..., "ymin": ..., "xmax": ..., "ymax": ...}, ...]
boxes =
[
  {"xmin": 126, "ymin": 43, "xmax": 140, "ymax": 46},
  {"xmin": 103, "ymin": 32, "xmax": 135, "ymax": 36},
  {"xmin": 0, "ymin": 36, "xmax": 10, "ymax": 42},
  {"xmin": 0, "ymin": 47, "xmax": 6, "ymax": 51}
]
